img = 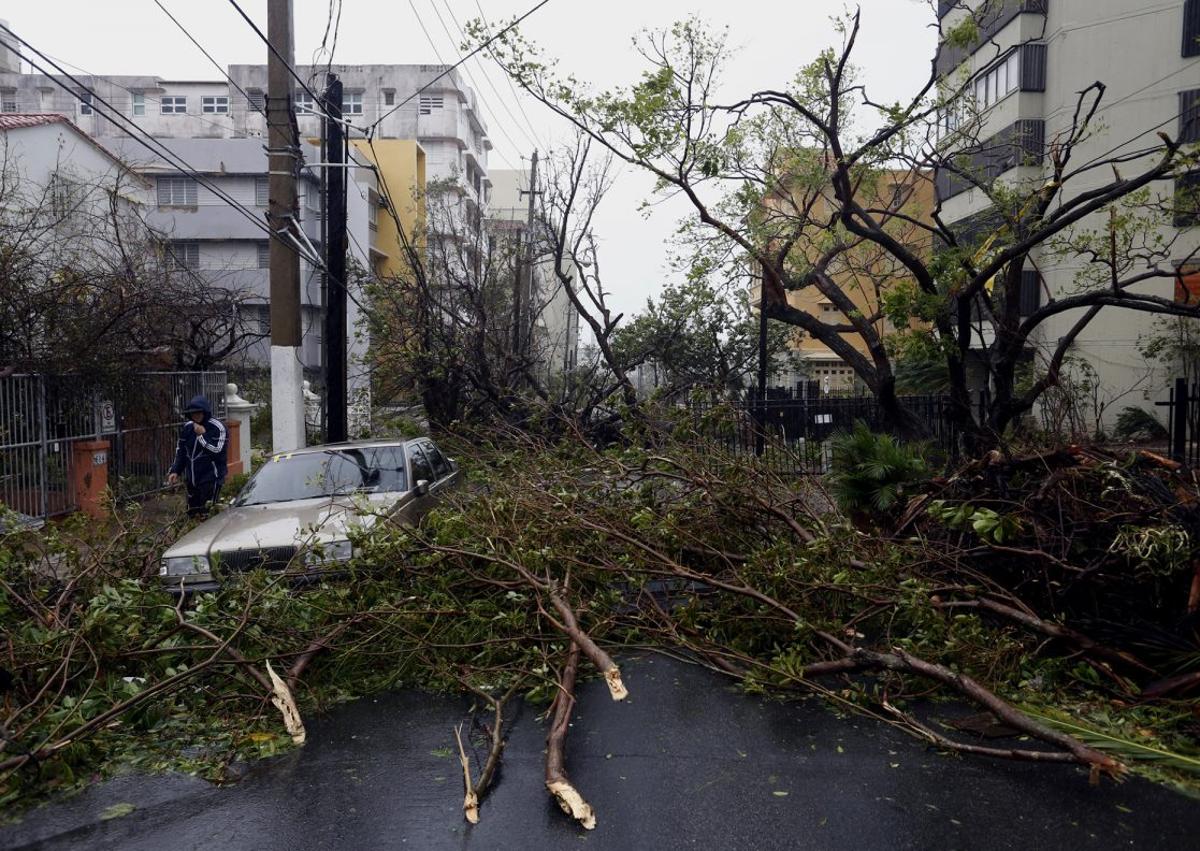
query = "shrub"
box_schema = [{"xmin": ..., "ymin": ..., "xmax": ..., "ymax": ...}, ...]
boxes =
[
  {"xmin": 1113, "ymin": 406, "xmax": 1169, "ymax": 443},
  {"xmin": 828, "ymin": 422, "xmax": 929, "ymax": 518}
]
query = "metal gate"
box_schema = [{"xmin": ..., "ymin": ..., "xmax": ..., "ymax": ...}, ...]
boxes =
[{"xmin": 0, "ymin": 372, "xmax": 226, "ymax": 524}]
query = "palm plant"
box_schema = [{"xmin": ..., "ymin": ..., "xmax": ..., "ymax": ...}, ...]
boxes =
[{"xmin": 828, "ymin": 421, "xmax": 929, "ymax": 518}]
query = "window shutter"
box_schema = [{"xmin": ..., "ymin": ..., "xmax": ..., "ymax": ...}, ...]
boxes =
[
  {"xmin": 257, "ymin": 241, "xmax": 270, "ymax": 269},
  {"xmin": 1185, "ymin": 0, "xmax": 1200, "ymax": 57},
  {"xmin": 248, "ymin": 89, "xmax": 265, "ymax": 112},
  {"xmin": 1019, "ymin": 270, "xmax": 1041, "ymax": 316},
  {"xmin": 184, "ymin": 179, "xmax": 197, "ymax": 206},
  {"xmin": 1176, "ymin": 171, "xmax": 1200, "ymax": 228},
  {"xmin": 255, "ymin": 177, "xmax": 269, "ymax": 206},
  {"xmin": 157, "ymin": 177, "xmax": 171, "ymax": 206},
  {"xmin": 1181, "ymin": 89, "xmax": 1200, "ymax": 144}
]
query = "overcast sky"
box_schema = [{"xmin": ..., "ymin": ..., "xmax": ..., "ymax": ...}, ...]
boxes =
[{"xmin": 5, "ymin": 0, "xmax": 938, "ymax": 318}]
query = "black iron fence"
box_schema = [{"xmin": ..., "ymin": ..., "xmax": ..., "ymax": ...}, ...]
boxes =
[
  {"xmin": 1161, "ymin": 377, "xmax": 1200, "ymax": 468},
  {"xmin": 690, "ymin": 389, "xmax": 962, "ymax": 475}
]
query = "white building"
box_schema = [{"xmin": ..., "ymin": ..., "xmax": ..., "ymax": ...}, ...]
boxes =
[
  {"xmin": 934, "ymin": 0, "xmax": 1200, "ymax": 421},
  {"xmin": 227, "ymin": 64, "xmax": 491, "ymax": 210},
  {"xmin": 489, "ymin": 168, "xmax": 581, "ymax": 380},
  {"xmin": 109, "ymin": 137, "xmax": 377, "ymax": 414}
]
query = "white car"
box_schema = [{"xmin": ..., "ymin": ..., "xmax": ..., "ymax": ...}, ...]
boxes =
[{"xmin": 159, "ymin": 438, "xmax": 458, "ymax": 593}]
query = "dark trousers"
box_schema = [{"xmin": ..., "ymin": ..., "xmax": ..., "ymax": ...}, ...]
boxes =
[{"xmin": 186, "ymin": 479, "xmax": 223, "ymax": 517}]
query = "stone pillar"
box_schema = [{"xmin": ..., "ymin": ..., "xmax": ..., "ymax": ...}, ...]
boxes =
[
  {"xmin": 70, "ymin": 439, "xmax": 110, "ymax": 519},
  {"xmin": 225, "ymin": 383, "xmax": 256, "ymax": 474}
]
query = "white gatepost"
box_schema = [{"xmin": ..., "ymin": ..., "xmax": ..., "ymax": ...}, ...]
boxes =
[{"xmin": 225, "ymin": 383, "xmax": 256, "ymax": 473}]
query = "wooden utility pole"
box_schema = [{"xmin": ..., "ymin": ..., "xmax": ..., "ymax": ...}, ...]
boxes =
[
  {"xmin": 512, "ymin": 150, "xmax": 540, "ymax": 361},
  {"xmin": 322, "ymin": 73, "xmax": 348, "ymax": 443},
  {"xmin": 267, "ymin": 0, "xmax": 305, "ymax": 451}
]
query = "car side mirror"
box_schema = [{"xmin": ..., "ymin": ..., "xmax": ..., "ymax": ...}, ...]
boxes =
[{"xmin": 415, "ymin": 479, "xmax": 430, "ymax": 497}]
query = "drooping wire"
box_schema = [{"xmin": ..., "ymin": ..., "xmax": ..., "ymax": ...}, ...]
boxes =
[{"xmin": 368, "ymin": 0, "xmax": 555, "ymax": 135}]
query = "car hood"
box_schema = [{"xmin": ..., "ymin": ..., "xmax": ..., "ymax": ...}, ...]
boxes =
[{"xmin": 163, "ymin": 492, "xmax": 406, "ymax": 559}]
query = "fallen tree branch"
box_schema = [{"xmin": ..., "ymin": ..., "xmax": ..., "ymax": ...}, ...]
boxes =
[{"xmin": 545, "ymin": 642, "xmax": 596, "ymax": 830}]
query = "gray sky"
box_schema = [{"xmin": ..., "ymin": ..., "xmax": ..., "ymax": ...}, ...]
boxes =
[{"xmin": 6, "ymin": 0, "xmax": 937, "ymax": 317}]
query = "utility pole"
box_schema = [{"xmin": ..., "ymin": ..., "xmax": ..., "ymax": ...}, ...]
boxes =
[
  {"xmin": 322, "ymin": 73, "xmax": 348, "ymax": 443},
  {"xmin": 512, "ymin": 150, "xmax": 540, "ymax": 362},
  {"xmin": 266, "ymin": 0, "xmax": 305, "ymax": 451}
]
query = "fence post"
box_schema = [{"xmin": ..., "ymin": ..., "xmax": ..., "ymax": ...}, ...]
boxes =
[{"xmin": 1172, "ymin": 377, "xmax": 1189, "ymax": 463}]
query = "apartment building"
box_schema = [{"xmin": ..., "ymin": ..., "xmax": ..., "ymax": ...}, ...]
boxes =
[
  {"xmin": 489, "ymin": 168, "xmax": 581, "ymax": 379},
  {"xmin": 933, "ymin": 0, "xmax": 1200, "ymax": 415},
  {"xmin": 108, "ymin": 137, "xmax": 378, "ymax": 417},
  {"xmin": 228, "ymin": 64, "xmax": 490, "ymax": 218}
]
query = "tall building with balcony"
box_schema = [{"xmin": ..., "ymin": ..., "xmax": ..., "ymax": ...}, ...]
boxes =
[{"xmin": 933, "ymin": 0, "xmax": 1200, "ymax": 413}]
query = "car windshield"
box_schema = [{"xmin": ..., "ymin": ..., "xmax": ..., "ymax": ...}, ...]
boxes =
[{"xmin": 235, "ymin": 447, "xmax": 408, "ymax": 506}]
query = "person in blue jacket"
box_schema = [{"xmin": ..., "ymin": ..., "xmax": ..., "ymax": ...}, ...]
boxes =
[{"xmin": 167, "ymin": 395, "xmax": 228, "ymax": 517}]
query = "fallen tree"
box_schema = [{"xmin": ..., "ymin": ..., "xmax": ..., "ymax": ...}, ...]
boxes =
[{"xmin": 2, "ymin": 413, "xmax": 1198, "ymax": 821}]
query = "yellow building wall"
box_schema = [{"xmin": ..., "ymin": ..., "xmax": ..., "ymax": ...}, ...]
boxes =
[
  {"xmin": 755, "ymin": 169, "xmax": 934, "ymax": 391},
  {"xmin": 350, "ymin": 138, "xmax": 426, "ymax": 279}
]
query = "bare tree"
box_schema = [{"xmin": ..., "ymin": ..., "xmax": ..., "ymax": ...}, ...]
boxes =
[
  {"xmin": 0, "ymin": 147, "xmax": 264, "ymax": 380},
  {"xmin": 476, "ymin": 5, "xmax": 1200, "ymax": 446}
]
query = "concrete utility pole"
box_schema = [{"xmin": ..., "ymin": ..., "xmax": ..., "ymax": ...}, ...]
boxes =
[
  {"xmin": 266, "ymin": 0, "xmax": 305, "ymax": 452},
  {"xmin": 322, "ymin": 73, "xmax": 348, "ymax": 443},
  {"xmin": 513, "ymin": 150, "xmax": 540, "ymax": 360}
]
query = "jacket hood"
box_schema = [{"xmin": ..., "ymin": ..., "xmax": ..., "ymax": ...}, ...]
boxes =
[{"xmin": 184, "ymin": 395, "xmax": 213, "ymax": 418}]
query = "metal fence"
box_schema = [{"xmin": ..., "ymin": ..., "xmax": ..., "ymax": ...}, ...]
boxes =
[
  {"xmin": 691, "ymin": 389, "xmax": 961, "ymax": 475},
  {"xmin": 0, "ymin": 372, "xmax": 226, "ymax": 523},
  {"xmin": 1162, "ymin": 377, "xmax": 1200, "ymax": 468}
]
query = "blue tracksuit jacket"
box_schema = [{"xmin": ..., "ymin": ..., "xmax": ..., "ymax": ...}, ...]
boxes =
[{"xmin": 169, "ymin": 395, "xmax": 228, "ymax": 486}]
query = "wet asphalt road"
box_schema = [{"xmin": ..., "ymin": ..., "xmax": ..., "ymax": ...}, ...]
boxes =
[{"xmin": 4, "ymin": 656, "xmax": 1198, "ymax": 850}]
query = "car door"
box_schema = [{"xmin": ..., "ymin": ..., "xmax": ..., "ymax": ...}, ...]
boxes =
[
  {"xmin": 405, "ymin": 442, "xmax": 437, "ymax": 522},
  {"xmin": 421, "ymin": 439, "xmax": 459, "ymax": 496}
]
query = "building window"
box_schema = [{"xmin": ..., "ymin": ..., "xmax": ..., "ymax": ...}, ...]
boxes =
[
  {"xmin": 383, "ymin": 89, "xmax": 395, "ymax": 106},
  {"xmin": 255, "ymin": 176, "xmax": 269, "ymax": 207},
  {"xmin": 345, "ymin": 92, "xmax": 363, "ymax": 115},
  {"xmin": 1181, "ymin": 89, "xmax": 1200, "ymax": 144},
  {"xmin": 257, "ymin": 241, "xmax": 270, "ymax": 269},
  {"xmin": 1185, "ymin": 0, "xmax": 1200, "ymax": 57},
  {"xmin": 160, "ymin": 95, "xmax": 187, "ymax": 115},
  {"xmin": 1019, "ymin": 270, "xmax": 1042, "ymax": 316},
  {"xmin": 49, "ymin": 174, "xmax": 75, "ymax": 218},
  {"xmin": 295, "ymin": 91, "xmax": 314, "ymax": 114},
  {"xmin": 78, "ymin": 92, "xmax": 93, "ymax": 115},
  {"xmin": 1176, "ymin": 171, "xmax": 1200, "ymax": 228},
  {"xmin": 1, "ymin": 91, "xmax": 16, "ymax": 113},
  {"xmin": 247, "ymin": 89, "xmax": 265, "ymax": 112},
  {"xmin": 972, "ymin": 49, "xmax": 1020, "ymax": 110},
  {"xmin": 157, "ymin": 176, "xmax": 198, "ymax": 207},
  {"xmin": 419, "ymin": 94, "xmax": 444, "ymax": 114},
  {"xmin": 202, "ymin": 95, "xmax": 230, "ymax": 114},
  {"xmin": 166, "ymin": 241, "xmax": 200, "ymax": 271},
  {"xmin": 132, "ymin": 92, "xmax": 145, "ymax": 116}
]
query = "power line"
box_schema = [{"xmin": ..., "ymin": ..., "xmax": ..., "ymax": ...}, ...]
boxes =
[
  {"xmin": 224, "ymin": 0, "xmax": 352, "ymax": 130},
  {"xmin": 428, "ymin": 0, "xmax": 542, "ymax": 154},
  {"xmin": 469, "ymin": 0, "xmax": 547, "ymax": 149},
  {"xmin": 0, "ymin": 25, "xmax": 320, "ymax": 270},
  {"xmin": 405, "ymin": 0, "xmax": 522, "ymax": 171},
  {"xmin": 151, "ymin": 0, "xmax": 266, "ymax": 118},
  {"xmin": 31, "ymin": 49, "xmax": 260, "ymax": 139},
  {"xmin": 369, "ymin": 0, "xmax": 556, "ymax": 134}
]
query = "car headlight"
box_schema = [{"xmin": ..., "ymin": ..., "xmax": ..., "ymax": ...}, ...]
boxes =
[
  {"xmin": 306, "ymin": 539, "xmax": 353, "ymax": 565},
  {"xmin": 160, "ymin": 555, "xmax": 211, "ymax": 576}
]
